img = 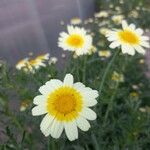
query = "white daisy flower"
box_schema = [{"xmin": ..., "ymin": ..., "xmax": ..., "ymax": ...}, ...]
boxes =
[
  {"xmin": 99, "ymin": 28, "xmax": 110, "ymax": 36},
  {"xmin": 94, "ymin": 11, "xmax": 108, "ymax": 18},
  {"xmin": 70, "ymin": 17, "xmax": 82, "ymax": 25},
  {"xmin": 48, "ymin": 57, "xmax": 58, "ymax": 65},
  {"xmin": 58, "ymin": 26, "xmax": 92, "ymax": 56},
  {"xmin": 112, "ymin": 15, "xmax": 124, "ymax": 24},
  {"xmin": 36, "ymin": 53, "xmax": 50, "ymax": 62},
  {"xmin": 106, "ymin": 21, "xmax": 150, "ymax": 55},
  {"xmin": 98, "ymin": 50, "xmax": 111, "ymax": 58},
  {"xmin": 16, "ymin": 58, "xmax": 29, "ymax": 70},
  {"xmin": 32, "ymin": 74, "xmax": 98, "ymax": 141},
  {"xmin": 27, "ymin": 59, "xmax": 46, "ymax": 71}
]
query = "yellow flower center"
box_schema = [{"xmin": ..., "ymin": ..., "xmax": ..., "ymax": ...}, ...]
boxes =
[
  {"xmin": 47, "ymin": 86, "xmax": 83, "ymax": 122},
  {"xmin": 118, "ymin": 29, "xmax": 139, "ymax": 44},
  {"xmin": 29, "ymin": 59, "xmax": 38, "ymax": 65},
  {"xmin": 66, "ymin": 34, "xmax": 84, "ymax": 48}
]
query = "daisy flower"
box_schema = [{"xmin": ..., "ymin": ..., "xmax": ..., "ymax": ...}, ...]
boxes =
[
  {"xmin": 111, "ymin": 71, "xmax": 124, "ymax": 82},
  {"xmin": 48, "ymin": 57, "xmax": 58, "ymax": 65},
  {"xmin": 99, "ymin": 28, "xmax": 110, "ymax": 36},
  {"xmin": 112, "ymin": 15, "xmax": 124, "ymax": 24},
  {"xmin": 94, "ymin": 11, "xmax": 108, "ymax": 18},
  {"xmin": 27, "ymin": 59, "xmax": 46, "ymax": 72},
  {"xmin": 58, "ymin": 26, "xmax": 92, "ymax": 56},
  {"xmin": 36, "ymin": 53, "xmax": 50, "ymax": 62},
  {"xmin": 70, "ymin": 17, "xmax": 82, "ymax": 25},
  {"xmin": 98, "ymin": 50, "xmax": 111, "ymax": 58},
  {"xmin": 16, "ymin": 58, "xmax": 29, "ymax": 70},
  {"xmin": 32, "ymin": 74, "xmax": 98, "ymax": 141},
  {"xmin": 106, "ymin": 21, "xmax": 150, "ymax": 55}
]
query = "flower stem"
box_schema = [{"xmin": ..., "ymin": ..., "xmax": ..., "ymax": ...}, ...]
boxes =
[
  {"xmin": 99, "ymin": 49, "xmax": 120, "ymax": 94},
  {"xmin": 102, "ymin": 53, "xmax": 130, "ymax": 127},
  {"xmin": 7, "ymin": 111, "xmax": 24, "ymax": 132},
  {"xmin": 102, "ymin": 82, "xmax": 119, "ymax": 126},
  {"xmin": 82, "ymin": 55, "xmax": 87, "ymax": 83}
]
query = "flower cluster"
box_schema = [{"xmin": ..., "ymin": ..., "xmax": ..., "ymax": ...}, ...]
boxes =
[
  {"xmin": 16, "ymin": 53, "xmax": 50, "ymax": 73},
  {"xmin": 30, "ymin": 20, "xmax": 150, "ymax": 142}
]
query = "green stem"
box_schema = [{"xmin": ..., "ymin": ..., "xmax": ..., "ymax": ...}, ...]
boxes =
[
  {"xmin": 76, "ymin": 58, "xmax": 80, "ymax": 81},
  {"xmin": 48, "ymin": 138, "xmax": 57, "ymax": 150},
  {"xmin": 102, "ymin": 54, "xmax": 130, "ymax": 127},
  {"xmin": 99, "ymin": 49, "xmax": 120, "ymax": 93},
  {"xmin": 7, "ymin": 111, "xmax": 24, "ymax": 132},
  {"xmin": 102, "ymin": 82, "xmax": 119, "ymax": 126},
  {"xmin": 82, "ymin": 55, "xmax": 87, "ymax": 83}
]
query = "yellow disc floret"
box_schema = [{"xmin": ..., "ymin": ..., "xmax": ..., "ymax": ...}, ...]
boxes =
[
  {"xmin": 66, "ymin": 34, "xmax": 84, "ymax": 48},
  {"xmin": 118, "ymin": 29, "xmax": 139, "ymax": 44},
  {"xmin": 47, "ymin": 86, "xmax": 83, "ymax": 122}
]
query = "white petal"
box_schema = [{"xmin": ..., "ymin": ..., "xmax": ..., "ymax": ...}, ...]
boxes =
[
  {"xmin": 32, "ymin": 105, "xmax": 47, "ymax": 116},
  {"xmin": 40, "ymin": 114, "xmax": 55, "ymax": 136},
  {"xmin": 80, "ymin": 107, "xmax": 97, "ymax": 120},
  {"xmin": 129, "ymin": 24, "xmax": 136, "ymax": 30},
  {"xmin": 67, "ymin": 25, "xmax": 74, "ymax": 34},
  {"xmin": 134, "ymin": 45, "xmax": 145, "ymax": 54},
  {"xmin": 136, "ymin": 28, "xmax": 143, "ymax": 35},
  {"xmin": 59, "ymin": 32, "xmax": 68, "ymax": 38},
  {"xmin": 64, "ymin": 121, "xmax": 78, "ymax": 141},
  {"xmin": 121, "ymin": 45, "xmax": 135, "ymax": 55},
  {"xmin": 39, "ymin": 79, "xmax": 62, "ymax": 95},
  {"xmin": 76, "ymin": 117, "xmax": 90, "ymax": 131},
  {"xmin": 141, "ymin": 36, "xmax": 149, "ymax": 41},
  {"xmin": 63, "ymin": 74, "xmax": 74, "ymax": 86},
  {"xmin": 109, "ymin": 41, "xmax": 120, "ymax": 49},
  {"xmin": 122, "ymin": 20, "xmax": 128, "ymax": 29},
  {"xmin": 141, "ymin": 41, "xmax": 150, "ymax": 48},
  {"xmin": 127, "ymin": 46, "xmax": 135, "ymax": 56},
  {"xmin": 107, "ymin": 35, "xmax": 117, "ymax": 41},
  {"xmin": 83, "ymin": 89, "xmax": 99, "ymax": 99},
  {"xmin": 73, "ymin": 82, "xmax": 85, "ymax": 91},
  {"xmin": 83, "ymin": 99, "xmax": 97, "ymax": 107},
  {"xmin": 50, "ymin": 120, "xmax": 64, "ymax": 139},
  {"xmin": 33, "ymin": 95, "xmax": 47, "ymax": 105}
]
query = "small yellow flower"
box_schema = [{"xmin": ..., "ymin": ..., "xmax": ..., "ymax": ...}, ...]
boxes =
[
  {"xmin": 99, "ymin": 28, "xmax": 110, "ymax": 36},
  {"xmin": 129, "ymin": 10, "xmax": 139, "ymax": 18},
  {"xmin": 139, "ymin": 59, "xmax": 145, "ymax": 64},
  {"xmin": 16, "ymin": 53, "xmax": 49, "ymax": 72},
  {"xmin": 112, "ymin": 15, "xmax": 124, "ymax": 24},
  {"xmin": 98, "ymin": 50, "xmax": 111, "ymax": 58},
  {"xmin": 111, "ymin": 71, "xmax": 124, "ymax": 82},
  {"xmin": 130, "ymin": 92, "xmax": 139, "ymax": 98},
  {"xmin": 94, "ymin": 11, "xmax": 108, "ymax": 18},
  {"xmin": 70, "ymin": 17, "xmax": 82, "ymax": 25},
  {"xmin": 36, "ymin": 53, "xmax": 50, "ymax": 62},
  {"xmin": 115, "ymin": 6, "xmax": 121, "ymax": 12},
  {"xmin": 84, "ymin": 18, "xmax": 93, "ymax": 24},
  {"xmin": 16, "ymin": 58, "xmax": 29, "ymax": 70},
  {"xmin": 27, "ymin": 59, "xmax": 46, "ymax": 72},
  {"xmin": 88, "ymin": 45, "xmax": 97, "ymax": 55},
  {"xmin": 48, "ymin": 57, "xmax": 58, "ymax": 65}
]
